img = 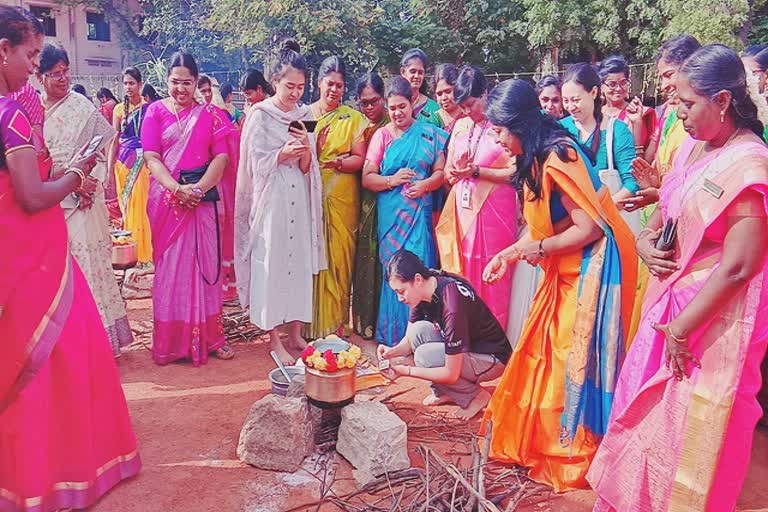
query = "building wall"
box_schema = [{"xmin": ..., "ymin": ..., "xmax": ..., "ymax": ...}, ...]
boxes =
[{"xmin": 0, "ymin": 0, "xmax": 136, "ymax": 77}]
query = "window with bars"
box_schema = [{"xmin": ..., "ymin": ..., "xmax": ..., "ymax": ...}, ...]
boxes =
[
  {"xmin": 29, "ymin": 6, "xmax": 56, "ymax": 37},
  {"xmin": 86, "ymin": 12, "xmax": 111, "ymax": 42}
]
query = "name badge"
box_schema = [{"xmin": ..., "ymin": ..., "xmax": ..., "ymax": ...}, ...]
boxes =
[
  {"xmin": 702, "ymin": 179, "xmax": 724, "ymax": 199},
  {"xmin": 460, "ymin": 185, "xmax": 472, "ymax": 209}
]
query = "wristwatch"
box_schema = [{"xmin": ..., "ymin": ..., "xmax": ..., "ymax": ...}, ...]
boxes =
[{"xmin": 472, "ymin": 164, "xmax": 480, "ymax": 179}]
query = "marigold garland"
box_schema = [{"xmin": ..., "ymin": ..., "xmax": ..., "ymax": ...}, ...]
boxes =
[{"xmin": 301, "ymin": 341, "xmax": 362, "ymax": 372}]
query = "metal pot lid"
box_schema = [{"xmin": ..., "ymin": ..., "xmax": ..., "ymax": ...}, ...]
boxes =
[{"xmin": 313, "ymin": 335, "xmax": 351, "ymax": 354}]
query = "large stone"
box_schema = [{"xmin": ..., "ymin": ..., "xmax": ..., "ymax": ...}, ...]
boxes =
[
  {"xmin": 237, "ymin": 395, "xmax": 314, "ymax": 472},
  {"xmin": 336, "ymin": 401, "xmax": 410, "ymax": 486},
  {"xmin": 121, "ymin": 267, "xmax": 154, "ymax": 299},
  {"xmin": 286, "ymin": 374, "xmax": 306, "ymax": 398}
]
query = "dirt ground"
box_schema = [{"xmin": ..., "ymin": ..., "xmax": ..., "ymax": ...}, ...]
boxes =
[{"xmin": 92, "ymin": 298, "xmax": 768, "ymax": 512}]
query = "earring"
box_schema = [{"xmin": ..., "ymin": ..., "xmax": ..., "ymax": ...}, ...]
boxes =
[{"xmin": 720, "ymin": 111, "xmax": 725, "ymax": 123}]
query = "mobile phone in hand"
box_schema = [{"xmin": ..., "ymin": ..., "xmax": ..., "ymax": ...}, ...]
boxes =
[
  {"xmin": 79, "ymin": 135, "xmax": 105, "ymax": 159},
  {"xmin": 289, "ymin": 120, "xmax": 318, "ymax": 133}
]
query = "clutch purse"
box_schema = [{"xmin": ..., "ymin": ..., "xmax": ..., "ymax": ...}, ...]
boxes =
[
  {"xmin": 178, "ymin": 163, "xmax": 219, "ymax": 202},
  {"xmin": 655, "ymin": 217, "xmax": 678, "ymax": 251}
]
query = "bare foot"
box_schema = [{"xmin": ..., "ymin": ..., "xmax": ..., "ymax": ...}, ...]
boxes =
[
  {"xmin": 423, "ymin": 392, "xmax": 454, "ymax": 407},
  {"xmin": 271, "ymin": 340, "xmax": 295, "ymax": 366},
  {"xmin": 453, "ymin": 388, "xmax": 491, "ymax": 420},
  {"xmin": 287, "ymin": 337, "xmax": 308, "ymax": 352}
]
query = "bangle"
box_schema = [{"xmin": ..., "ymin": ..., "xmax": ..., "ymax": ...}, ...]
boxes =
[
  {"xmin": 172, "ymin": 184, "xmax": 180, "ymax": 196},
  {"xmin": 386, "ymin": 176, "xmax": 393, "ymax": 190},
  {"xmin": 668, "ymin": 325, "xmax": 688, "ymax": 343},
  {"xmin": 65, "ymin": 167, "xmax": 86, "ymax": 190},
  {"xmin": 472, "ymin": 164, "xmax": 480, "ymax": 179},
  {"xmin": 538, "ymin": 239, "xmax": 545, "ymax": 258}
]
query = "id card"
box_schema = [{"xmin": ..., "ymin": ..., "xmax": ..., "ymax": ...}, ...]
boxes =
[
  {"xmin": 379, "ymin": 359, "xmax": 391, "ymax": 370},
  {"xmin": 460, "ymin": 184, "xmax": 472, "ymax": 209}
]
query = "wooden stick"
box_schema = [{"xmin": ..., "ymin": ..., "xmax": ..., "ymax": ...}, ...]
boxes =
[
  {"xmin": 478, "ymin": 419, "xmax": 492, "ymax": 502},
  {"xmin": 421, "ymin": 446, "xmax": 502, "ymax": 512}
]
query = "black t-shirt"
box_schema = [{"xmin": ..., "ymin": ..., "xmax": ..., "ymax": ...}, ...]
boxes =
[{"xmin": 409, "ymin": 274, "xmax": 512, "ymax": 364}]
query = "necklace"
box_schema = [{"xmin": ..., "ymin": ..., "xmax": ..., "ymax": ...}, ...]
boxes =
[{"xmin": 170, "ymin": 100, "xmax": 186, "ymax": 133}]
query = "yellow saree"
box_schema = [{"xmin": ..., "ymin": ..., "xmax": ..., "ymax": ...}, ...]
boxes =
[{"xmin": 308, "ymin": 104, "xmax": 367, "ymax": 338}]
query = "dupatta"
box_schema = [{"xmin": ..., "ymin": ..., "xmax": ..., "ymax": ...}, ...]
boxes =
[{"xmin": 234, "ymin": 98, "xmax": 326, "ymax": 307}]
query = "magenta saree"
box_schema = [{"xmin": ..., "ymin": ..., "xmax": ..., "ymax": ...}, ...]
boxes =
[
  {"xmin": 0, "ymin": 97, "xmax": 140, "ymax": 511},
  {"xmin": 142, "ymin": 100, "xmax": 230, "ymax": 366},
  {"xmin": 589, "ymin": 130, "xmax": 768, "ymax": 512},
  {"xmin": 436, "ymin": 117, "xmax": 518, "ymax": 327}
]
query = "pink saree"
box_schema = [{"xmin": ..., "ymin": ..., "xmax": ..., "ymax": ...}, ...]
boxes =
[
  {"xmin": 0, "ymin": 97, "xmax": 139, "ymax": 511},
  {"xmin": 436, "ymin": 117, "xmax": 518, "ymax": 327},
  {"xmin": 588, "ymin": 130, "xmax": 768, "ymax": 512},
  {"xmin": 142, "ymin": 100, "xmax": 230, "ymax": 366}
]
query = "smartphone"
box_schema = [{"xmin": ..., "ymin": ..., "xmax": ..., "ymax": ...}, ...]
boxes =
[
  {"xmin": 289, "ymin": 120, "xmax": 318, "ymax": 133},
  {"xmin": 79, "ymin": 135, "xmax": 105, "ymax": 159}
]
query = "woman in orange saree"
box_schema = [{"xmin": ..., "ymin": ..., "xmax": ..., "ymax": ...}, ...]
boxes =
[
  {"xmin": 480, "ymin": 79, "xmax": 637, "ymax": 491},
  {"xmin": 0, "ymin": 7, "xmax": 140, "ymax": 510},
  {"xmin": 589, "ymin": 45, "xmax": 768, "ymax": 512}
]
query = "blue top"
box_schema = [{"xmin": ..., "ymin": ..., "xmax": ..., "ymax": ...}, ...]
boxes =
[
  {"xmin": 560, "ymin": 116, "xmax": 639, "ymax": 194},
  {"xmin": 548, "ymin": 143, "xmax": 604, "ymax": 223}
]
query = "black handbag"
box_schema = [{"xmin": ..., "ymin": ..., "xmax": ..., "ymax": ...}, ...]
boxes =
[
  {"xmin": 178, "ymin": 163, "xmax": 222, "ymax": 285},
  {"xmin": 178, "ymin": 164, "xmax": 219, "ymax": 202},
  {"xmin": 655, "ymin": 217, "xmax": 678, "ymax": 251}
]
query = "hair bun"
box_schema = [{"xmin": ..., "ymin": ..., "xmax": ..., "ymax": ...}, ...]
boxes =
[{"xmin": 281, "ymin": 39, "xmax": 301, "ymax": 54}]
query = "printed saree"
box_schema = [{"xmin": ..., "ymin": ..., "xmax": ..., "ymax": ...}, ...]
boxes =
[
  {"xmin": 589, "ymin": 130, "xmax": 768, "ymax": 512},
  {"xmin": 482, "ymin": 145, "xmax": 637, "ymax": 491},
  {"xmin": 376, "ymin": 121, "xmax": 447, "ymax": 346}
]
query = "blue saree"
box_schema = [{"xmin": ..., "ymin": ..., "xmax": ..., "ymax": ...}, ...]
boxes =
[{"xmin": 376, "ymin": 121, "xmax": 448, "ymax": 346}]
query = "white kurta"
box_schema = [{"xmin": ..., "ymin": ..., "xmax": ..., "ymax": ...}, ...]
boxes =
[
  {"xmin": 248, "ymin": 162, "xmax": 314, "ymax": 329},
  {"xmin": 235, "ymin": 99, "xmax": 326, "ymax": 331}
]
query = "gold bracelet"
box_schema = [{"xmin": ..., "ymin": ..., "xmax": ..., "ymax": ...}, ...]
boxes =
[
  {"xmin": 65, "ymin": 167, "xmax": 86, "ymax": 190},
  {"xmin": 668, "ymin": 325, "xmax": 688, "ymax": 343},
  {"xmin": 386, "ymin": 176, "xmax": 393, "ymax": 190}
]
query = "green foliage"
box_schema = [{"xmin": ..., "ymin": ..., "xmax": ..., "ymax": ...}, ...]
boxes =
[{"xmin": 58, "ymin": 0, "xmax": 767, "ymax": 76}]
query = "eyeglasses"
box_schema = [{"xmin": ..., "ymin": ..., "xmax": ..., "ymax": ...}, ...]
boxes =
[
  {"xmin": 359, "ymin": 98, "xmax": 381, "ymax": 108},
  {"xmin": 44, "ymin": 70, "xmax": 70, "ymax": 81},
  {"xmin": 603, "ymin": 79, "xmax": 629, "ymax": 90}
]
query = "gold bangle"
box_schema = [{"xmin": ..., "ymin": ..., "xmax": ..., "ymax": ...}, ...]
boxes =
[
  {"xmin": 386, "ymin": 176, "xmax": 393, "ymax": 190},
  {"xmin": 668, "ymin": 325, "xmax": 688, "ymax": 343},
  {"xmin": 65, "ymin": 167, "xmax": 86, "ymax": 190}
]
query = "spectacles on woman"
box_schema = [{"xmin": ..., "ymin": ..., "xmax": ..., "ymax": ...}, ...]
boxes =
[
  {"xmin": 603, "ymin": 79, "xmax": 629, "ymax": 90},
  {"xmin": 359, "ymin": 98, "xmax": 381, "ymax": 108},
  {"xmin": 44, "ymin": 70, "xmax": 71, "ymax": 81}
]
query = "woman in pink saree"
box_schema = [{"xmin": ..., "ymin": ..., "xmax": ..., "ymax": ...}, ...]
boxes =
[
  {"xmin": 0, "ymin": 7, "xmax": 140, "ymax": 509},
  {"xmin": 589, "ymin": 45, "xmax": 768, "ymax": 512},
  {"xmin": 141, "ymin": 52, "xmax": 235, "ymax": 366},
  {"xmin": 436, "ymin": 66, "xmax": 518, "ymax": 328}
]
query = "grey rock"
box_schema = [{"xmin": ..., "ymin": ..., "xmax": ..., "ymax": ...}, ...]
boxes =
[
  {"xmin": 121, "ymin": 267, "xmax": 154, "ymax": 299},
  {"xmin": 237, "ymin": 395, "xmax": 313, "ymax": 472},
  {"xmin": 336, "ymin": 401, "xmax": 410, "ymax": 486},
  {"xmin": 286, "ymin": 374, "xmax": 306, "ymax": 398}
]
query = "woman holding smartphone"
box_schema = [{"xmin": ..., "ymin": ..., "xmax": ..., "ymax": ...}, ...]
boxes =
[
  {"xmin": 235, "ymin": 40, "xmax": 326, "ymax": 365},
  {"xmin": 38, "ymin": 42, "xmax": 132, "ymax": 356}
]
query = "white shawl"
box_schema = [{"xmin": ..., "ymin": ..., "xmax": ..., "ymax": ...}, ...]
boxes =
[{"xmin": 234, "ymin": 98, "xmax": 327, "ymax": 307}]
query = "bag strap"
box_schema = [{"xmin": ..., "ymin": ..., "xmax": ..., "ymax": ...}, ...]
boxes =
[
  {"xmin": 606, "ymin": 116, "xmax": 616, "ymax": 172},
  {"xmin": 193, "ymin": 202, "xmax": 221, "ymax": 286}
]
